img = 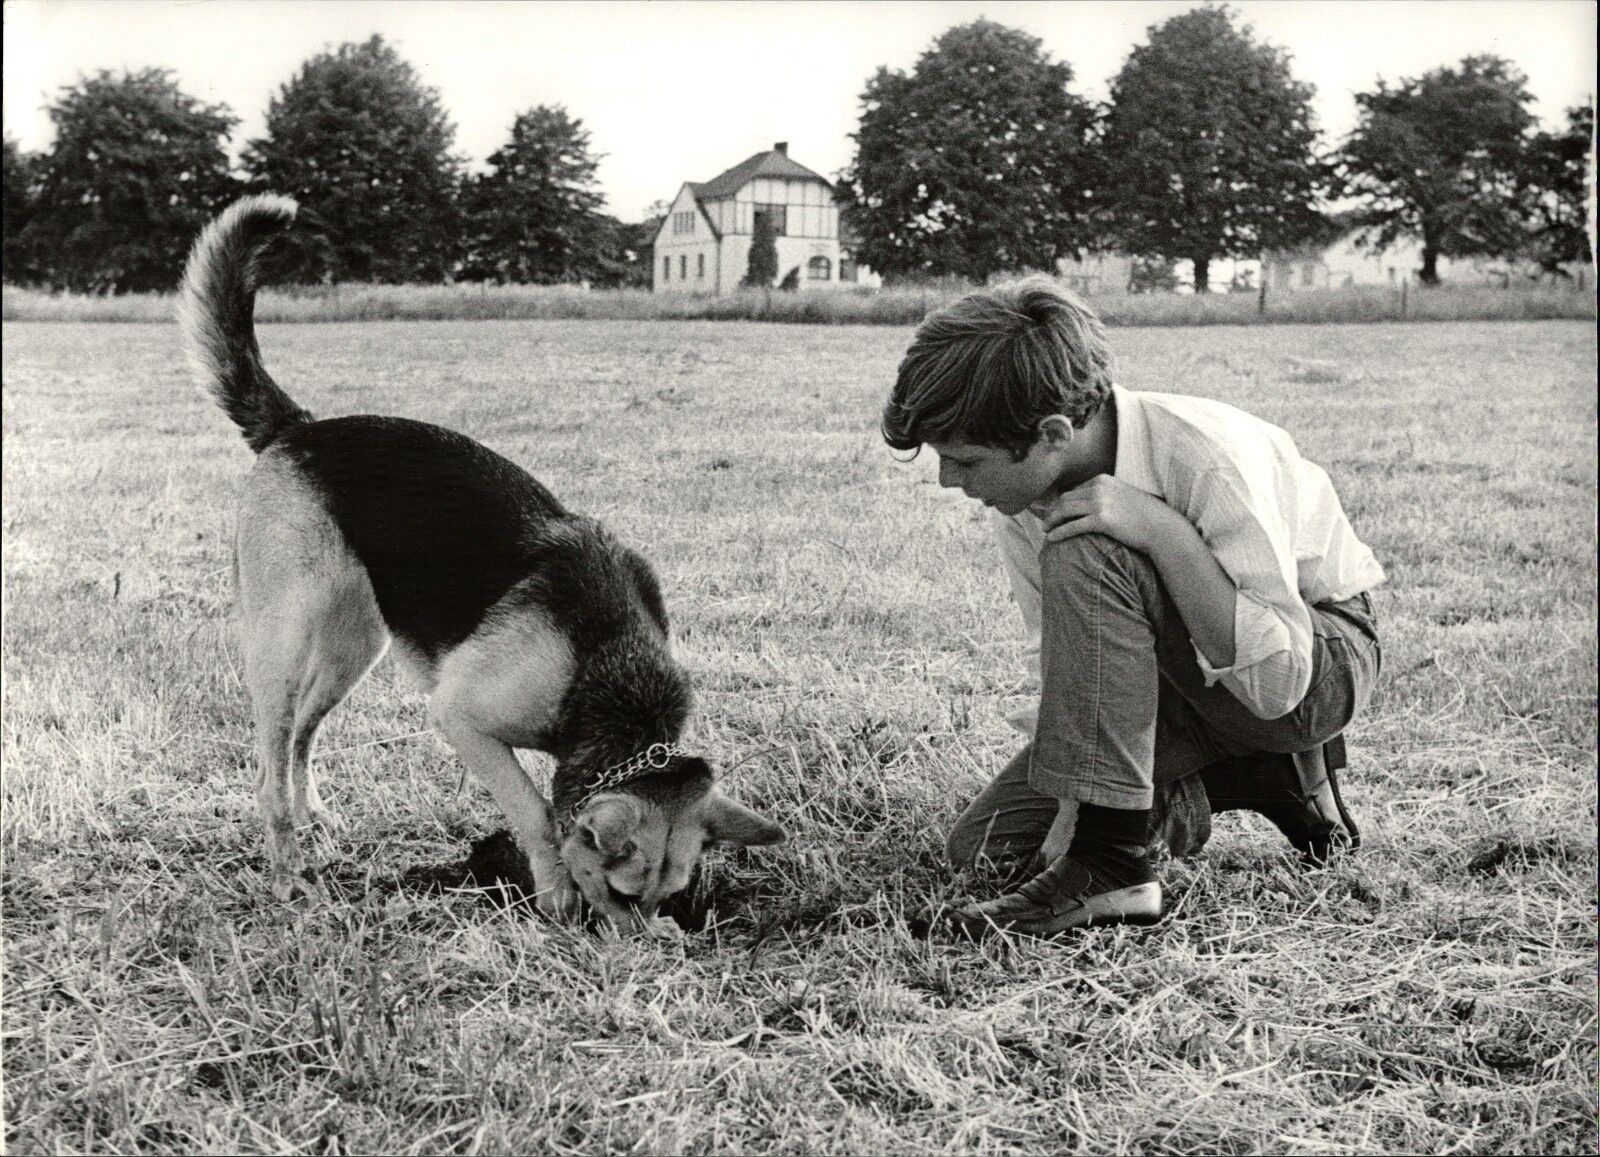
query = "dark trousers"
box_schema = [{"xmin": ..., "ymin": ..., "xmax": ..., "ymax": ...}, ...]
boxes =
[{"xmin": 948, "ymin": 533, "xmax": 1381, "ymax": 871}]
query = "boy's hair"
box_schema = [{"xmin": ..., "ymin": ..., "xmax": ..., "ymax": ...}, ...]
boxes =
[{"xmin": 882, "ymin": 276, "xmax": 1113, "ymax": 459}]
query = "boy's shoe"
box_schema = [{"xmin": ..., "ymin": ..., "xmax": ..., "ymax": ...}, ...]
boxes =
[
  {"xmin": 946, "ymin": 854, "xmax": 1164, "ymax": 938},
  {"xmin": 1200, "ymin": 741, "xmax": 1359, "ymax": 866}
]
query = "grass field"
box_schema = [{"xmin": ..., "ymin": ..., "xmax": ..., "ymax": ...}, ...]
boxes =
[{"xmin": 3, "ymin": 317, "xmax": 1595, "ymax": 1154}]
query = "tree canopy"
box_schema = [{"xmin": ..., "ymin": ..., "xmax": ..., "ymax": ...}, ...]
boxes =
[
  {"xmin": 1339, "ymin": 55, "xmax": 1536, "ymax": 284},
  {"xmin": 242, "ymin": 35, "xmax": 461, "ymax": 283},
  {"xmin": 3, "ymin": 136, "xmax": 40, "ymax": 284},
  {"xmin": 17, "ymin": 70, "xmax": 236, "ymax": 292},
  {"xmin": 461, "ymin": 105, "xmax": 617, "ymax": 284},
  {"xmin": 1099, "ymin": 5, "xmax": 1328, "ymax": 292},
  {"xmin": 836, "ymin": 18, "xmax": 1099, "ymax": 284},
  {"xmin": 1518, "ymin": 103, "xmax": 1595, "ymax": 278}
]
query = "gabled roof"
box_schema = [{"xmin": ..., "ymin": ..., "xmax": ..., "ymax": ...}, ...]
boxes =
[
  {"xmin": 651, "ymin": 182, "xmax": 722, "ymax": 246},
  {"xmin": 690, "ymin": 146, "xmax": 830, "ymax": 201}
]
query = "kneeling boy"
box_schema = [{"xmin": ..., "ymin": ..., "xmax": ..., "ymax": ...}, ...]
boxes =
[{"xmin": 884, "ymin": 279, "xmax": 1384, "ymax": 935}]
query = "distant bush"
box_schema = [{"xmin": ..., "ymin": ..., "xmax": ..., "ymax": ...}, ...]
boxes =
[{"xmin": 4, "ymin": 280, "xmax": 1592, "ymax": 326}]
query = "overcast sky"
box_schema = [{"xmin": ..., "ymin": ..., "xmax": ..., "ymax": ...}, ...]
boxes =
[{"xmin": 4, "ymin": 0, "xmax": 1594, "ymax": 223}]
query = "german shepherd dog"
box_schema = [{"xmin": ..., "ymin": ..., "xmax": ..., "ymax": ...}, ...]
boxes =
[{"xmin": 179, "ymin": 195, "xmax": 784, "ymax": 935}]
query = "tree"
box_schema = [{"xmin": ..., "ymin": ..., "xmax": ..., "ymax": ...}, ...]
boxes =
[
  {"xmin": 836, "ymin": 18, "xmax": 1099, "ymax": 283},
  {"xmin": 604, "ymin": 212, "xmax": 664, "ymax": 289},
  {"xmin": 243, "ymin": 35, "xmax": 461, "ymax": 283},
  {"xmin": 1339, "ymin": 55, "xmax": 1535, "ymax": 284},
  {"xmin": 461, "ymin": 105, "xmax": 614, "ymax": 284},
  {"xmin": 1099, "ymin": 5, "xmax": 1329, "ymax": 293},
  {"xmin": 612, "ymin": 201, "xmax": 668, "ymax": 290},
  {"xmin": 18, "ymin": 70, "xmax": 236, "ymax": 292},
  {"xmin": 3, "ymin": 136, "xmax": 40, "ymax": 284},
  {"xmin": 1519, "ymin": 103, "xmax": 1595, "ymax": 279},
  {"xmin": 742, "ymin": 209, "xmax": 778, "ymax": 287},
  {"xmin": 1128, "ymin": 256, "xmax": 1179, "ymax": 294}
]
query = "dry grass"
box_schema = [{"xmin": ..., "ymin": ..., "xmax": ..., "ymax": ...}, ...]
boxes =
[
  {"xmin": 4, "ymin": 279, "xmax": 1594, "ymax": 327},
  {"xmin": 2, "ymin": 318, "xmax": 1595, "ymax": 1154}
]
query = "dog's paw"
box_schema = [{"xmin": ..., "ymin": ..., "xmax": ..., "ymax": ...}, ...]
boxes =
[
  {"xmin": 533, "ymin": 870, "xmax": 583, "ymax": 923},
  {"xmin": 298, "ymin": 804, "xmax": 345, "ymax": 836},
  {"xmin": 642, "ymin": 914, "xmax": 685, "ymax": 941},
  {"xmin": 269, "ymin": 867, "xmax": 324, "ymax": 902}
]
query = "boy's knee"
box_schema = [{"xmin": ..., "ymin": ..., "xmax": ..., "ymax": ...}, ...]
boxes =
[{"xmin": 1040, "ymin": 532, "xmax": 1156, "ymax": 585}]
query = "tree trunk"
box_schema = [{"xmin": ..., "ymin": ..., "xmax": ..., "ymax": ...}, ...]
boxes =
[
  {"xmin": 1419, "ymin": 245, "xmax": 1439, "ymax": 285},
  {"xmin": 1192, "ymin": 255, "xmax": 1211, "ymax": 294}
]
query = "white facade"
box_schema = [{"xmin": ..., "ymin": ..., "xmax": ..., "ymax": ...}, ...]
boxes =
[
  {"xmin": 1056, "ymin": 252, "xmax": 1136, "ymax": 296},
  {"xmin": 1261, "ymin": 230, "xmax": 1588, "ymax": 290},
  {"xmin": 652, "ymin": 143, "xmax": 880, "ymax": 295}
]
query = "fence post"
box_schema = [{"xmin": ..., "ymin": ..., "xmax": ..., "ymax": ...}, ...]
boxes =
[
  {"xmin": 1399, "ymin": 278, "xmax": 1408, "ymax": 320},
  {"xmin": 1257, "ymin": 278, "xmax": 1267, "ymax": 317}
]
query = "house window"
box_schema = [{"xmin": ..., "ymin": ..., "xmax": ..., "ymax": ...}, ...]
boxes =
[
  {"xmin": 679, "ymin": 255, "xmax": 687, "ymax": 279},
  {"xmin": 675, "ymin": 210, "xmax": 696, "ymax": 235},
  {"xmin": 697, "ymin": 253, "xmax": 705, "ymax": 278},
  {"xmin": 807, "ymin": 256, "xmax": 831, "ymax": 281},
  {"xmin": 753, "ymin": 204, "xmax": 787, "ymax": 236},
  {"xmin": 1300, "ymin": 262, "xmax": 1316, "ymax": 288},
  {"xmin": 839, "ymin": 257, "xmax": 857, "ymax": 283},
  {"xmin": 662, "ymin": 256, "xmax": 670, "ymax": 282}
]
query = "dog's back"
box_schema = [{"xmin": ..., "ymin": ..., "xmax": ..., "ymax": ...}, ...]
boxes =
[{"xmin": 177, "ymin": 195, "xmax": 664, "ymax": 664}]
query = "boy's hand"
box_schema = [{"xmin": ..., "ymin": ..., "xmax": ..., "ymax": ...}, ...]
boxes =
[{"xmin": 1031, "ymin": 475, "xmax": 1180, "ymax": 555}]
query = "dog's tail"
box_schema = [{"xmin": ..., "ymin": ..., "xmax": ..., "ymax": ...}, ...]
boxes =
[{"xmin": 178, "ymin": 194, "xmax": 313, "ymax": 453}]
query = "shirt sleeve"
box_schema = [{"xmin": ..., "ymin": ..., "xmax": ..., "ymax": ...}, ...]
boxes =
[{"xmin": 1186, "ymin": 467, "xmax": 1315, "ymax": 719}]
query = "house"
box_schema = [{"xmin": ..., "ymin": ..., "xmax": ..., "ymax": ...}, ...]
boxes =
[
  {"xmin": 652, "ymin": 142, "xmax": 879, "ymax": 294},
  {"xmin": 1260, "ymin": 229, "xmax": 1587, "ymax": 291},
  {"xmin": 1056, "ymin": 251, "xmax": 1136, "ymax": 296}
]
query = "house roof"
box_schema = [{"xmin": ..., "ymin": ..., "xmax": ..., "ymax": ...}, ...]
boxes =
[{"xmin": 690, "ymin": 146, "xmax": 830, "ymax": 201}]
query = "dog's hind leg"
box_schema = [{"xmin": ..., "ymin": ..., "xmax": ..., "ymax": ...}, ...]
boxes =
[
  {"xmin": 287, "ymin": 573, "xmax": 389, "ymax": 835},
  {"xmin": 235, "ymin": 452, "xmax": 387, "ymax": 899}
]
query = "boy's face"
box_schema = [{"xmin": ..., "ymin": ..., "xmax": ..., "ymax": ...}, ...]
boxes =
[{"xmin": 929, "ymin": 420, "xmax": 1074, "ymax": 516}]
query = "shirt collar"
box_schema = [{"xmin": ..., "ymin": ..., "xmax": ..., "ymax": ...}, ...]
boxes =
[{"xmin": 1109, "ymin": 383, "xmax": 1162, "ymax": 498}]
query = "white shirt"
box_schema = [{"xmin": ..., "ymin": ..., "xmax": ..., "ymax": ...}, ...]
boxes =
[{"xmin": 996, "ymin": 384, "xmax": 1385, "ymax": 729}]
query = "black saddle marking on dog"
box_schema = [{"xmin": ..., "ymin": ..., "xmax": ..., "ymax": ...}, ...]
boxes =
[
  {"xmin": 274, "ymin": 416, "xmax": 550, "ymax": 656},
  {"xmin": 278, "ymin": 414, "xmax": 673, "ymax": 664}
]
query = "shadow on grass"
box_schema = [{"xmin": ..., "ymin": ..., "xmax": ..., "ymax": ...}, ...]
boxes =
[{"xmin": 315, "ymin": 828, "xmax": 931, "ymax": 944}]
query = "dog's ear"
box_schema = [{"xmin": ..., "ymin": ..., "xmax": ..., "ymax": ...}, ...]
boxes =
[
  {"xmin": 701, "ymin": 790, "xmax": 786, "ymax": 847},
  {"xmin": 576, "ymin": 795, "xmax": 643, "ymax": 860}
]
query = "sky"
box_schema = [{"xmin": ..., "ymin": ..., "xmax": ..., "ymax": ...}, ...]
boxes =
[{"xmin": 3, "ymin": 0, "xmax": 1594, "ymax": 223}]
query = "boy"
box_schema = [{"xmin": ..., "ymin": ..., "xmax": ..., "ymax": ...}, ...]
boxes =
[{"xmin": 884, "ymin": 278, "xmax": 1384, "ymax": 935}]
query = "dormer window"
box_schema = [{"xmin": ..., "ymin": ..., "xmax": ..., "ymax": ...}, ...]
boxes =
[{"xmin": 674, "ymin": 210, "xmax": 696, "ymax": 235}]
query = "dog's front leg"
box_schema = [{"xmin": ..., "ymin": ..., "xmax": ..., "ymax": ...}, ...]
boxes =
[{"xmin": 433, "ymin": 715, "xmax": 580, "ymax": 920}]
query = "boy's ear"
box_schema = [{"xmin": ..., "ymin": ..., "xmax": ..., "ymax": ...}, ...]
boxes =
[
  {"xmin": 700, "ymin": 790, "xmax": 786, "ymax": 847},
  {"xmin": 1036, "ymin": 414, "xmax": 1076, "ymax": 447},
  {"xmin": 576, "ymin": 795, "xmax": 643, "ymax": 858}
]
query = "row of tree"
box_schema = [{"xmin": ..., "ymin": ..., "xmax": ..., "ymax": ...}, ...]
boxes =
[
  {"xmin": 3, "ymin": 36, "xmax": 652, "ymax": 293},
  {"xmin": 839, "ymin": 10, "xmax": 1593, "ymax": 289},
  {"xmin": 3, "ymin": 10, "xmax": 1592, "ymax": 294}
]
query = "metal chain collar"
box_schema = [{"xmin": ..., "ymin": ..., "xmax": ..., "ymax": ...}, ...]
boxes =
[{"xmin": 566, "ymin": 741, "xmax": 685, "ymax": 818}]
